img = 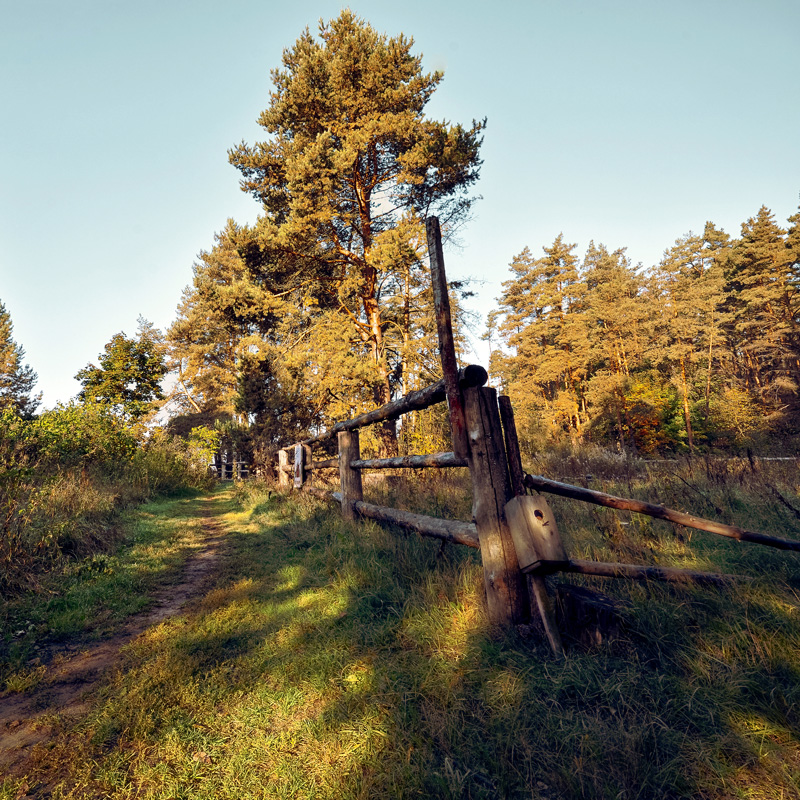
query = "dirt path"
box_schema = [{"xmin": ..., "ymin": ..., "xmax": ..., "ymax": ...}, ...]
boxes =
[{"xmin": 0, "ymin": 497, "xmax": 227, "ymax": 777}]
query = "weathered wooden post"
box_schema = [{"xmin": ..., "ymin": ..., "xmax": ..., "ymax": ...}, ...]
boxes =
[
  {"xmin": 338, "ymin": 431, "xmax": 363, "ymax": 521},
  {"xmin": 463, "ymin": 385, "xmax": 529, "ymax": 627},
  {"xmin": 293, "ymin": 443, "xmax": 304, "ymax": 488},
  {"xmin": 277, "ymin": 449, "xmax": 290, "ymax": 490},
  {"xmin": 505, "ymin": 495, "xmax": 566, "ymax": 655},
  {"xmin": 499, "ymin": 394, "xmax": 565, "ymax": 654},
  {"xmin": 426, "ymin": 216, "xmax": 469, "ymax": 461},
  {"xmin": 498, "ymin": 395, "xmax": 525, "ymax": 497}
]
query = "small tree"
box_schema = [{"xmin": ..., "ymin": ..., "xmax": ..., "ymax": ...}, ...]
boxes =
[
  {"xmin": 76, "ymin": 318, "xmax": 167, "ymax": 421},
  {"xmin": 0, "ymin": 299, "xmax": 40, "ymax": 418}
]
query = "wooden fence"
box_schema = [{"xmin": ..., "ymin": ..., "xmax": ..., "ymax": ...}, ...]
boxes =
[
  {"xmin": 213, "ymin": 461, "xmax": 249, "ymax": 481},
  {"xmin": 270, "ymin": 217, "xmax": 800, "ymax": 654}
]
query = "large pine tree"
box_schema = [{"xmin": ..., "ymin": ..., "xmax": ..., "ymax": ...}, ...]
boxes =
[
  {"xmin": 229, "ymin": 10, "xmax": 484, "ymax": 454},
  {"xmin": 723, "ymin": 206, "xmax": 799, "ymax": 417},
  {"xmin": 651, "ymin": 228, "xmax": 727, "ymax": 450}
]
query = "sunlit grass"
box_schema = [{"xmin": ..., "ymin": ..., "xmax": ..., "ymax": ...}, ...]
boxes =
[
  {"xmin": 3, "ymin": 460, "xmax": 800, "ymax": 798},
  {"xmin": 0, "ymin": 491, "xmax": 211, "ymax": 686}
]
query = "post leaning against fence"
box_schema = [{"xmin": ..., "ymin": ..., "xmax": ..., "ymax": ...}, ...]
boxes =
[
  {"xmin": 338, "ymin": 430, "xmax": 363, "ymax": 521},
  {"xmin": 498, "ymin": 395, "xmax": 564, "ymax": 654},
  {"xmin": 278, "ymin": 449, "xmax": 290, "ymax": 490},
  {"xmin": 426, "ymin": 216, "xmax": 469, "ymax": 461},
  {"xmin": 462, "ymin": 384, "xmax": 529, "ymax": 627},
  {"xmin": 498, "ymin": 395, "xmax": 525, "ymax": 498}
]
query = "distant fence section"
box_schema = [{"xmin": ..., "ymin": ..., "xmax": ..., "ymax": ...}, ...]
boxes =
[
  {"xmin": 211, "ymin": 461, "xmax": 249, "ymax": 481},
  {"xmin": 270, "ymin": 216, "xmax": 800, "ymax": 655}
]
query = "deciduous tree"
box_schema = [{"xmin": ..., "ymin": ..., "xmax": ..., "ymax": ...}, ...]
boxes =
[{"xmin": 76, "ymin": 318, "xmax": 167, "ymax": 421}]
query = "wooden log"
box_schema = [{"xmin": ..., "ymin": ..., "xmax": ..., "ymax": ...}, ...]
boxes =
[
  {"xmin": 426, "ymin": 216, "xmax": 469, "ymax": 461},
  {"xmin": 524, "ymin": 474, "xmax": 800, "ymax": 552},
  {"xmin": 277, "ymin": 449, "xmax": 290, "ymax": 489},
  {"xmin": 505, "ymin": 495, "xmax": 569, "ymax": 574},
  {"xmin": 463, "ymin": 385, "xmax": 529, "ymax": 627},
  {"xmin": 498, "ymin": 395, "xmax": 526, "ymax": 497},
  {"xmin": 352, "ymin": 501, "xmax": 480, "ymax": 548},
  {"xmin": 302, "ymin": 488, "xmax": 478, "ymax": 548},
  {"xmin": 338, "ymin": 430, "xmax": 363, "ymax": 522},
  {"xmin": 300, "ymin": 365, "xmax": 488, "ymax": 447},
  {"xmin": 350, "ymin": 452, "xmax": 468, "ymax": 470},
  {"xmin": 528, "ymin": 575, "xmax": 565, "ymax": 655},
  {"xmin": 563, "ymin": 559, "xmax": 747, "ymax": 584},
  {"xmin": 310, "ymin": 457, "xmax": 339, "ymax": 470}
]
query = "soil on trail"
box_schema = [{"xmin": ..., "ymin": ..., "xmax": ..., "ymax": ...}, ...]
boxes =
[{"xmin": 0, "ymin": 497, "xmax": 227, "ymax": 776}]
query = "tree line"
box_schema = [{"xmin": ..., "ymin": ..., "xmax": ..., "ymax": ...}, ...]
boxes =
[{"xmin": 489, "ymin": 205, "xmax": 800, "ymax": 455}]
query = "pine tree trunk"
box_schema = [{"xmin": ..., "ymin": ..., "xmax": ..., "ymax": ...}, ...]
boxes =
[
  {"xmin": 681, "ymin": 357, "xmax": 694, "ymax": 453},
  {"xmin": 705, "ymin": 324, "xmax": 714, "ymax": 421},
  {"xmin": 364, "ymin": 294, "xmax": 398, "ymax": 457}
]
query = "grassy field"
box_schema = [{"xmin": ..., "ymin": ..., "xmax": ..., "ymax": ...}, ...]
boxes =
[{"xmin": 2, "ymin": 456, "xmax": 800, "ymax": 798}]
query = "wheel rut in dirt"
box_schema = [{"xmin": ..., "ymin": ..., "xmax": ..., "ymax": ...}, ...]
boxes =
[{"xmin": 0, "ymin": 496, "xmax": 227, "ymax": 775}]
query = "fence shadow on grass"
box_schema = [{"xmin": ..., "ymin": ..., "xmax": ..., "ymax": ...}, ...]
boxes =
[{"xmin": 19, "ymin": 484, "xmax": 800, "ymax": 799}]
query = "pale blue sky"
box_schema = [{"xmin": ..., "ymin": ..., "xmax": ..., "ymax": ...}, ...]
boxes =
[{"xmin": 1, "ymin": 0, "xmax": 798, "ymax": 406}]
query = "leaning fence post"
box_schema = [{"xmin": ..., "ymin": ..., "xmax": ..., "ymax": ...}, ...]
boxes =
[
  {"xmin": 338, "ymin": 431, "xmax": 363, "ymax": 521},
  {"xmin": 277, "ymin": 449, "xmax": 290, "ymax": 490},
  {"xmin": 463, "ymin": 385, "xmax": 529, "ymax": 627},
  {"xmin": 498, "ymin": 395, "xmax": 525, "ymax": 497},
  {"xmin": 499, "ymin": 394, "xmax": 564, "ymax": 654}
]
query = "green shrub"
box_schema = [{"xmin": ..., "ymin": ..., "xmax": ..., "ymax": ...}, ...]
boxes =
[{"xmin": 0, "ymin": 405, "xmax": 215, "ymax": 598}]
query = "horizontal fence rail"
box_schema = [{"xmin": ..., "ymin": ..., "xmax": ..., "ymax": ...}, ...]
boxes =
[
  {"xmin": 304, "ymin": 487, "xmax": 480, "ymax": 548},
  {"xmin": 350, "ymin": 452, "xmax": 468, "ymax": 470},
  {"xmin": 296, "ymin": 365, "xmax": 488, "ymax": 448},
  {"xmin": 524, "ymin": 473, "xmax": 800, "ymax": 552}
]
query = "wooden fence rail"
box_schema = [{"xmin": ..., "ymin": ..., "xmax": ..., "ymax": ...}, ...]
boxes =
[
  {"xmin": 523, "ymin": 474, "xmax": 800, "ymax": 552},
  {"xmin": 298, "ymin": 365, "xmax": 488, "ymax": 448}
]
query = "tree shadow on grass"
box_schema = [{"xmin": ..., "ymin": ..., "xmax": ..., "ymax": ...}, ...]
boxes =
[{"xmin": 13, "ymin": 488, "xmax": 800, "ymax": 800}]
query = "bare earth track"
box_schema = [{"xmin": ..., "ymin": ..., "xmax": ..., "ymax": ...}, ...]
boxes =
[{"xmin": 0, "ymin": 498, "xmax": 226, "ymax": 777}]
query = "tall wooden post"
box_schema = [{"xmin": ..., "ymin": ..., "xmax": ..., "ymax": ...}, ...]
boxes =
[
  {"xmin": 426, "ymin": 216, "xmax": 469, "ymax": 461},
  {"xmin": 278, "ymin": 449, "xmax": 290, "ymax": 490},
  {"xmin": 463, "ymin": 385, "xmax": 529, "ymax": 627},
  {"xmin": 498, "ymin": 395, "xmax": 525, "ymax": 497},
  {"xmin": 338, "ymin": 431, "xmax": 363, "ymax": 521}
]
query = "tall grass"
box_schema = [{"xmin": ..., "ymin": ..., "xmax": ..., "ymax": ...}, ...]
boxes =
[
  {"xmin": 6, "ymin": 456, "xmax": 799, "ymax": 799},
  {"xmin": 0, "ymin": 407, "xmax": 214, "ymax": 598}
]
